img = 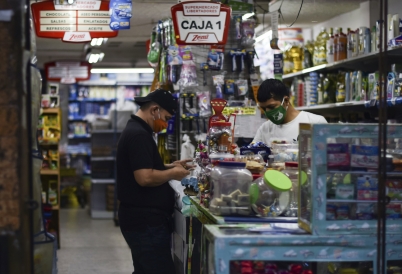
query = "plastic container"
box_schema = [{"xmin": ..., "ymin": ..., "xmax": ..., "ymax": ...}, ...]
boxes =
[
  {"xmin": 209, "ymin": 161, "xmax": 253, "ymax": 216},
  {"xmin": 209, "ymin": 152, "xmax": 235, "ymax": 166},
  {"xmin": 234, "ymin": 154, "xmax": 265, "ymax": 174},
  {"xmin": 249, "ymin": 170, "xmax": 292, "ymax": 217},
  {"xmin": 282, "ymin": 162, "xmax": 299, "ymax": 217},
  {"xmin": 208, "ymin": 122, "xmax": 232, "ymax": 154}
]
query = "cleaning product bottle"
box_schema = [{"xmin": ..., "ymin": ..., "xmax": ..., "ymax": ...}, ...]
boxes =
[
  {"xmin": 326, "ymin": 28, "xmax": 334, "ymax": 64},
  {"xmin": 371, "ymin": 26, "xmax": 377, "ymax": 53},
  {"xmin": 347, "ymin": 28, "xmax": 353, "ymax": 59},
  {"xmin": 333, "ymin": 28, "xmax": 339, "ymax": 62},
  {"xmin": 338, "ymin": 28, "xmax": 347, "ymax": 61}
]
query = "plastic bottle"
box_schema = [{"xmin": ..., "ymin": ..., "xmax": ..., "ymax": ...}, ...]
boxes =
[
  {"xmin": 290, "ymin": 44, "xmax": 303, "ymax": 72},
  {"xmin": 338, "ymin": 28, "xmax": 347, "ymax": 61},
  {"xmin": 333, "ymin": 28, "xmax": 339, "ymax": 62},
  {"xmin": 371, "ymin": 26, "xmax": 377, "ymax": 53},
  {"xmin": 326, "ymin": 28, "xmax": 335, "ymax": 64},
  {"xmin": 347, "ymin": 28, "xmax": 353, "ymax": 59}
]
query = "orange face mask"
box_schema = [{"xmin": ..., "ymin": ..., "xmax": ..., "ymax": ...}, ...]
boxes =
[{"xmin": 153, "ymin": 109, "xmax": 168, "ymax": 133}]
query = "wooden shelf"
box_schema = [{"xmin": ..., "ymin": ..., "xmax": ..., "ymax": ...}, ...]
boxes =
[
  {"xmin": 42, "ymin": 108, "xmax": 60, "ymax": 114},
  {"xmin": 40, "ymin": 169, "xmax": 59, "ymax": 176}
]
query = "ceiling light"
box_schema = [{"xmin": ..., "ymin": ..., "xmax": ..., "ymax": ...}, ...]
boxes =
[
  {"xmin": 90, "ymin": 38, "xmax": 108, "ymax": 47},
  {"xmin": 86, "ymin": 49, "xmax": 105, "ymax": 64},
  {"xmin": 91, "ymin": 68, "xmax": 155, "ymax": 74},
  {"xmin": 242, "ymin": 12, "xmax": 254, "ymax": 20}
]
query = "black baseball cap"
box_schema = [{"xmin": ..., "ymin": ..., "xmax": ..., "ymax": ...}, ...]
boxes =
[{"xmin": 134, "ymin": 89, "xmax": 177, "ymax": 115}]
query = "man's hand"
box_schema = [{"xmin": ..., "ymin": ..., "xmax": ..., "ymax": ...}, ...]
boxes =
[
  {"xmin": 172, "ymin": 159, "xmax": 196, "ymax": 170},
  {"xmin": 171, "ymin": 165, "xmax": 190, "ymax": 181}
]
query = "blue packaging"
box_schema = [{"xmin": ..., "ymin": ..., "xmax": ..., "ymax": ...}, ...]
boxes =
[{"xmin": 109, "ymin": 0, "xmax": 132, "ymax": 30}]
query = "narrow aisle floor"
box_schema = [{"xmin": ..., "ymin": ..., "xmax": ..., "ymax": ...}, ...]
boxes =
[{"xmin": 57, "ymin": 208, "xmax": 133, "ymax": 274}]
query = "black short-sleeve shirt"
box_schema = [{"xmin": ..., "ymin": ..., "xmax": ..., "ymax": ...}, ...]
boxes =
[{"xmin": 116, "ymin": 115, "xmax": 174, "ymax": 229}]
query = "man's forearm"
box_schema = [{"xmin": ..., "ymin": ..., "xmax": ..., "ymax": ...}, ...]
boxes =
[{"xmin": 134, "ymin": 168, "xmax": 175, "ymax": 187}]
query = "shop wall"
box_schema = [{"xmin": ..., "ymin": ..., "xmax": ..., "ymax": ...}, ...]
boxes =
[
  {"xmin": 312, "ymin": 1, "xmax": 371, "ymax": 38},
  {"xmin": 389, "ymin": 0, "xmax": 402, "ymax": 17}
]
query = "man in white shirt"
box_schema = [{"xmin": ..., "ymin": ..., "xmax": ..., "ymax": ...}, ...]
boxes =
[{"xmin": 253, "ymin": 79, "xmax": 327, "ymax": 145}]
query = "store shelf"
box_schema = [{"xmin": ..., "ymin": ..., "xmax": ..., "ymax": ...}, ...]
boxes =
[
  {"xmin": 91, "ymin": 129, "xmax": 122, "ymax": 134},
  {"xmin": 91, "ymin": 210, "xmax": 114, "ymax": 219},
  {"xmin": 327, "ymin": 199, "xmax": 402, "ymax": 204},
  {"xmin": 42, "ymin": 108, "xmax": 59, "ymax": 114},
  {"xmin": 91, "ymin": 179, "xmax": 115, "ymax": 184},
  {"xmin": 91, "ymin": 156, "xmax": 115, "ymax": 161},
  {"xmin": 68, "ymin": 116, "xmax": 87, "ymax": 121},
  {"xmin": 39, "ymin": 140, "xmax": 59, "ymax": 145},
  {"xmin": 69, "ymin": 98, "xmax": 116, "ymax": 102},
  {"xmin": 68, "ymin": 134, "xmax": 91, "ymax": 139},
  {"xmin": 283, "ymin": 46, "xmax": 402, "ymax": 80},
  {"xmin": 295, "ymin": 101, "xmax": 365, "ymax": 111},
  {"xmin": 40, "ymin": 169, "xmax": 59, "ymax": 176},
  {"xmin": 327, "ymin": 170, "xmax": 402, "ymax": 176}
]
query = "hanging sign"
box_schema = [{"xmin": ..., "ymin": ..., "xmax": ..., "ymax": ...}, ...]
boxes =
[
  {"xmin": 31, "ymin": 0, "xmax": 118, "ymax": 43},
  {"xmin": 171, "ymin": 1, "xmax": 231, "ymax": 45},
  {"xmin": 44, "ymin": 61, "xmax": 91, "ymax": 83},
  {"xmin": 54, "ymin": 0, "xmax": 102, "ymax": 10}
]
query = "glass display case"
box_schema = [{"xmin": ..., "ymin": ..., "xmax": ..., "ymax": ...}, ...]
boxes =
[
  {"xmin": 298, "ymin": 123, "xmax": 402, "ymax": 235},
  {"xmin": 200, "ymin": 224, "xmax": 400, "ymax": 274}
]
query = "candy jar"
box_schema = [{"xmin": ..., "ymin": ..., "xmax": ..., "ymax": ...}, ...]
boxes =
[
  {"xmin": 249, "ymin": 170, "xmax": 292, "ymax": 217},
  {"xmin": 209, "ymin": 161, "xmax": 253, "ymax": 216}
]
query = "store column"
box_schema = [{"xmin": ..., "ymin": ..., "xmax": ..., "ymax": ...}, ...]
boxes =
[{"xmin": 0, "ymin": 0, "xmax": 33, "ymax": 273}]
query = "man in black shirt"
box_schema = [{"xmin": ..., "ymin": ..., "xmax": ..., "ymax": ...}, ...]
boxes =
[{"xmin": 117, "ymin": 89, "xmax": 192, "ymax": 274}]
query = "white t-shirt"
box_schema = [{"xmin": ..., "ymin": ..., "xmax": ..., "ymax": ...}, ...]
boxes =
[{"xmin": 252, "ymin": 111, "xmax": 328, "ymax": 145}]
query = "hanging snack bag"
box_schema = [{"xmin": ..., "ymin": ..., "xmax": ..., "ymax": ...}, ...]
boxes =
[
  {"xmin": 241, "ymin": 19, "xmax": 256, "ymax": 46},
  {"xmin": 109, "ymin": 0, "xmax": 132, "ymax": 30},
  {"xmin": 197, "ymin": 91, "xmax": 211, "ymax": 117},
  {"xmin": 236, "ymin": 79, "xmax": 249, "ymax": 96},
  {"xmin": 207, "ymin": 45, "xmax": 225, "ymax": 70}
]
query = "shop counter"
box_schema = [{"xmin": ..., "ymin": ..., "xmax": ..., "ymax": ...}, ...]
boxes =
[
  {"xmin": 201, "ymin": 224, "xmax": 402, "ymax": 274},
  {"xmin": 172, "ymin": 197, "xmax": 298, "ymax": 274}
]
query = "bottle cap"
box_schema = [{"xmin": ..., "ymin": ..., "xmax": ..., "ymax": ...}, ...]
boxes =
[{"xmin": 263, "ymin": 170, "xmax": 292, "ymax": 191}]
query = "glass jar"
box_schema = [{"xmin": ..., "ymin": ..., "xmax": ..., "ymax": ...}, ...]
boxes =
[
  {"xmin": 208, "ymin": 122, "xmax": 232, "ymax": 154},
  {"xmin": 282, "ymin": 162, "xmax": 299, "ymax": 217},
  {"xmin": 249, "ymin": 170, "xmax": 292, "ymax": 217},
  {"xmin": 209, "ymin": 161, "xmax": 253, "ymax": 216}
]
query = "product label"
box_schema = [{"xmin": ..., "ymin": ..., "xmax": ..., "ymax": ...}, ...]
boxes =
[
  {"xmin": 335, "ymin": 184, "xmax": 355, "ymax": 200},
  {"xmin": 351, "ymin": 145, "xmax": 379, "ymax": 168},
  {"xmin": 109, "ymin": 0, "xmax": 132, "ymax": 30}
]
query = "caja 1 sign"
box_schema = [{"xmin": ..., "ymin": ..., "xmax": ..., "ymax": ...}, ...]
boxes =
[{"xmin": 171, "ymin": 1, "xmax": 231, "ymax": 45}]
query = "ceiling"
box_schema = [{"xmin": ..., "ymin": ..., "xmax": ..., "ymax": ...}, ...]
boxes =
[{"xmin": 33, "ymin": 0, "xmax": 368, "ymax": 69}]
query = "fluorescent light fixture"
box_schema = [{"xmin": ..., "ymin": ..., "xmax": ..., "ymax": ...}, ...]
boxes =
[
  {"xmin": 255, "ymin": 30, "xmax": 272, "ymax": 43},
  {"xmin": 87, "ymin": 52, "xmax": 105, "ymax": 64},
  {"xmin": 91, "ymin": 68, "xmax": 155, "ymax": 74},
  {"xmin": 242, "ymin": 12, "xmax": 254, "ymax": 20},
  {"xmin": 90, "ymin": 38, "xmax": 108, "ymax": 47}
]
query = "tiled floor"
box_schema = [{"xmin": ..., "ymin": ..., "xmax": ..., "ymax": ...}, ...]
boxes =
[{"xmin": 57, "ymin": 208, "xmax": 133, "ymax": 274}]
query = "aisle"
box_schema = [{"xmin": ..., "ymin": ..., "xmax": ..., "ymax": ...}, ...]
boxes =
[{"xmin": 57, "ymin": 208, "xmax": 133, "ymax": 274}]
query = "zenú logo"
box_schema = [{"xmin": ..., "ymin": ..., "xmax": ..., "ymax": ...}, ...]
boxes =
[{"xmin": 192, "ymin": 34, "xmax": 209, "ymax": 41}]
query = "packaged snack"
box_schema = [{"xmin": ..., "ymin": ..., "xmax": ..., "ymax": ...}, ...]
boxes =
[
  {"xmin": 197, "ymin": 91, "xmax": 211, "ymax": 117},
  {"xmin": 336, "ymin": 205, "xmax": 350, "ymax": 220},
  {"xmin": 207, "ymin": 46, "xmax": 224, "ymax": 70},
  {"xmin": 335, "ymin": 184, "xmax": 355, "ymax": 200},
  {"xmin": 109, "ymin": 0, "xmax": 132, "ymax": 30},
  {"xmin": 357, "ymin": 176, "xmax": 378, "ymax": 200},
  {"xmin": 224, "ymin": 79, "xmax": 236, "ymax": 95},
  {"xmin": 387, "ymin": 179, "xmax": 402, "ymax": 200},
  {"xmin": 351, "ymin": 145, "xmax": 379, "ymax": 169},
  {"xmin": 386, "ymin": 203, "xmax": 402, "ymax": 219},
  {"xmin": 326, "ymin": 204, "xmax": 337, "ymax": 220},
  {"xmin": 327, "ymin": 143, "xmax": 350, "ymax": 170},
  {"xmin": 167, "ymin": 45, "xmax": 183, "ymax": 84},
  {"xmin": 241, "ymin": 19, "xmax": 255, "ymax": 46},
  {"xmin": 235, "ymin": 79, "xmax": 248, "ymax": 96},
  {"xmin": 356, "ymin": 203, "xmax": 375, "ymax": 220}
]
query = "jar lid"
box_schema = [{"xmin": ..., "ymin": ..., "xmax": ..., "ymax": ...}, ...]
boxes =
[
  {"xmin": 300, "ymin": 171, "xmax": 308, "ymax": 185},
  {"xmin": 211, "ymin": 122, "xmax": 231, "ymax": 127},
  {"xmin": 218, "ymin": 161, "xmax": 246, "ymax": 168},
  {"xmin": 285, "ymin": 162, "xmax": 298, "ymax": 168},
  {"xmin": 263, "ymin": 170, "xmax": 292, "ymax": 191}
]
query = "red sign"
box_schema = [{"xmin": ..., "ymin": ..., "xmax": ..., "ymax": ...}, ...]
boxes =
[
  {"xmin": 44, "ymin": 61, "xmax": 91, "ymax": 83},
  {"xmin": 171, "ymin": 1, "xmax": 231, "ymax": 45},
  {"xmin": 31, "ymin": 0, "xmax": 118, "ymax": 43}
]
